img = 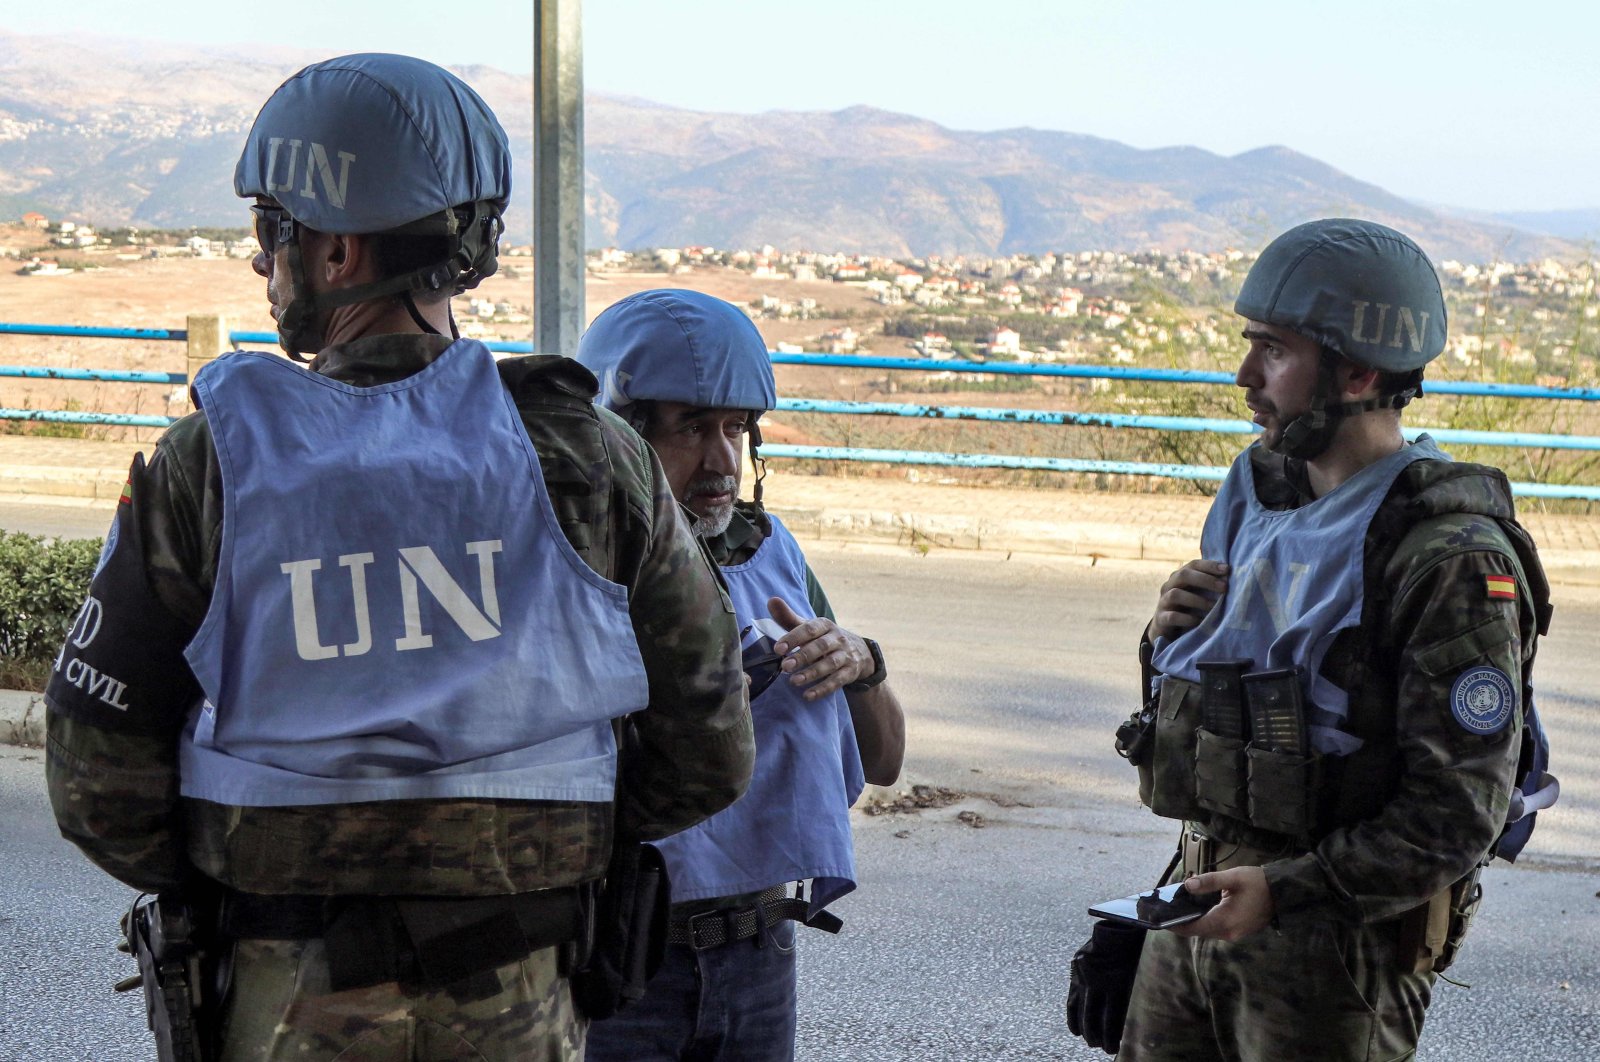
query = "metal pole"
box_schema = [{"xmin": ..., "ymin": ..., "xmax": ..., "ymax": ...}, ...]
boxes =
[{"xmin": 533, "ymin": 0, "xmax": 585, "ymax": 357}]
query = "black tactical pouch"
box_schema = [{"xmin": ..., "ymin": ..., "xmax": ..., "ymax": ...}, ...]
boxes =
[
  {"xmin": 1117, "ymin": 639, "xmax": 1160, "ymax": 770},
  {"xmin": 572, "ymin": 713, "xmax": 672, "ymax": 1021},
  {"xmin": 1242, "ymin": 668, "xmax": 1319, "ymax": 836},
  {"xmin": 571, "ymin": 842, "xmax": 670, "ymax": 1020},
  {"xmin": 1115, "ymin": 701, "xmax": 1156, "ymax": 769},
  {"xmin": 117, "ymin": 894, "xmax": 213, "ymax": 1062}
]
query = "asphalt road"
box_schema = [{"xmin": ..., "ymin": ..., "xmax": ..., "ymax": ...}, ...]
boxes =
[
  {"xmin": 2, "ymin": 533, "xmax": 1597, "ymax": 1060},
  {"xmin": 0, "ymin": 497, "xmax": 115, "ymax": 541}
]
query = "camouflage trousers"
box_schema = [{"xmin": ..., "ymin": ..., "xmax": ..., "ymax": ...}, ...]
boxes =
[
  {"xmin": 215, "ymin": 938, "xmax": 584, "ymax": 1061},
  {"xmin": 1118, "ymin": 918, "xmax": 1434, "ymax": 1062}
]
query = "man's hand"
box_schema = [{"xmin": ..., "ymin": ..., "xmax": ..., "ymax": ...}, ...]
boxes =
[
  {"xmin": 769, "ymin": 596, "xmax": 872, "ymax": 702},
  {"xmin": 1168, "ymin": 867, "xmax": 1274, "ymax": 942},
  {"xmin": 1149, "ymin": 559, "xmax": 1230, "ymax": 642}
]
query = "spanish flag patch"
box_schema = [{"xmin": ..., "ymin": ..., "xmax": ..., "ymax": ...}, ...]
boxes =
[{"xmin": 1485, "ymin": 574, "xmax": 1516, "ymax": 601}]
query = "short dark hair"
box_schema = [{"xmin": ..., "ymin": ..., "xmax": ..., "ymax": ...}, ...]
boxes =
[
  {"xmin": 1378, "ymin": 367, "xmax": 1425, "ymax": 404},
  {"xmin": 1319, "ymin": 341, "xmax": 1424, "ymax": 407},
  {"xmin": 366, "ymin": 231, "xmax": 453, "ymax": 300}
]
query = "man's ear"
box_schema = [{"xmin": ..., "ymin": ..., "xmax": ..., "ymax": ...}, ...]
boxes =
[
  {"xmin": 1339, "ymin": 358, "xmax": 1382, "ymax": 399},
  {"xmin": 320, "ymin": 232, "xmax": 370, "ymax": 287}
]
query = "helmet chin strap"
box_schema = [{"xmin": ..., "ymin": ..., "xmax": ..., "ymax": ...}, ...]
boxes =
[
  {"xmin": 749, "ymin": 419, "xmax": 768, "ymax": 509},
  {"xmin": 1270, "ymin": 349, "xmax": 1416, "ymax": 460},
  {"xmin": 275, "ymin": 238, "xmax": 321, "ymax": 362},
  {"xmin": 275, "ymin": 205, "xmax": 495, "ymax": 358}
]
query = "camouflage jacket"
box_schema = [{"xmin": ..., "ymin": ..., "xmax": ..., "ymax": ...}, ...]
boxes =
[
  {"xmin": 46, "ymin": 334, "xmax": 753, "ymax": 897},
  {"xmin": 1142, "ymin": 447, "xmax": 1547, "ymax": 930}
]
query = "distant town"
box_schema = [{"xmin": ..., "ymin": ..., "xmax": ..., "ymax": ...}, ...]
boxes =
[
  {"xmin": 5, "ymin": 211, "xmax": 1596, "ymax": 387},
  {"xmin": 592, "ymin": 243, "xmax": 1599, "ymax": 390}
]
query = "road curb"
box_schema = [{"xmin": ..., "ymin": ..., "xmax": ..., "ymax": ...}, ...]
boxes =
[{"xmin": 765, "ymin": 503, "xmax": 1194, "ymax": 564}]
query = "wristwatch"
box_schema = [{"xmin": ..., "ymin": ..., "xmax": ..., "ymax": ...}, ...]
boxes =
[{"xmin": 844, "ymin": 638, "xmax": 887, "ymax": 693}]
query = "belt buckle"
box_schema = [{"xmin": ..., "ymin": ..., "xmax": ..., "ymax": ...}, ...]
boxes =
[
  {"xmin": 685, "ymin": 908, "xmax": 731, "ymax": 952},
  {"xmin": 1185, "ymin": 828, "xmax": 1215, "ymax": 876}
]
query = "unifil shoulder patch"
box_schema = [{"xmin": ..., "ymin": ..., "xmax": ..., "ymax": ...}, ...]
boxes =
[
  {"xmin": 1485, "ymin": 574, "xmax": 1516, "ymax": 601},
  {"xmin": 1450, "ymin": 666, "xmax": 1515, "ymax": 735}
]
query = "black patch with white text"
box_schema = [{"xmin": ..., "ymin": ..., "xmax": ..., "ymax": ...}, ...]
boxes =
[{"xmin": 45, "ymin": 457, "xmax": 202, "ymax": 733}]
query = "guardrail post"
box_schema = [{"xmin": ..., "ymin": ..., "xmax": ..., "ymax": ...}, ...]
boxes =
[{"xmin": 186, "ymin": 315, "xmax": 228, "ymax": 406}]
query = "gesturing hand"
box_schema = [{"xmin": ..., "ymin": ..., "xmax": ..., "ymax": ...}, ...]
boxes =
[
  {"xmin": 769, "ymin": 596, "xmax": 872, "ymax": 702},
  {"xmin": 1149, "ymin": 559, "xmax": 1230, "ymax": 642}
]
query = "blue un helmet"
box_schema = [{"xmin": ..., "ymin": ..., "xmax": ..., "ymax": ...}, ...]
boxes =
[
  {"xmin": 1234, "ymin": 218, "xmax": 1448, "ymax": 459},
  {"xmin": 576, "ymin": 289, "xmax": 778, "ymax": 501},
  {"xmin": 235, "ymin": 53, "xmax": 511, "ymax": 358}
]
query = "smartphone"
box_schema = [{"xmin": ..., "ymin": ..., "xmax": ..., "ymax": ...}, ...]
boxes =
[{"xmin": 1087, "ymin": 882, "xmax": 1219, "ymax": 930}]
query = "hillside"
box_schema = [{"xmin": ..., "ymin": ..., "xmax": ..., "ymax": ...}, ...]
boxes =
[{"xmin": 0, "ymin": 31, "xmax": 1582, "ymax": 260}]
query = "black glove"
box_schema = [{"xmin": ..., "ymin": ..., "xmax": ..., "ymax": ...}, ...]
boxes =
[{"xmin": 1065, "ymin": 918, "xmax": 1146, "ymax": 1055}]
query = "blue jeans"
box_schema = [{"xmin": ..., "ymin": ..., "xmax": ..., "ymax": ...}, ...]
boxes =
[{"xmin": 585, "ymin": 917, "xmax": 798, "ymax": 1062}]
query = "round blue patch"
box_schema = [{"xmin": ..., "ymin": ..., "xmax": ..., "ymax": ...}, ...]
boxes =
[
  {"xmin": 92, "ymin": 516, "xmax": 119, "ymax": 576},
  {"xmin": 1450, "ymin": 666, "xmax": 1515, "ymax": 735}
]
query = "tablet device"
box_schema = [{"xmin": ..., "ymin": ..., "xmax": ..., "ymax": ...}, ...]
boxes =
[{"xmin": 1087, "ymin": 882, "xmax": 1219, "ymax": 930}]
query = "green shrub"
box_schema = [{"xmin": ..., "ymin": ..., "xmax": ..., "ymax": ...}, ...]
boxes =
[{"xmin": 0, "ymin": 531, "xmax": 102, "ymax": 690}]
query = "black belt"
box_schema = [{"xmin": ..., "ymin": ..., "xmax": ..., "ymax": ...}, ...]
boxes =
[
  {"xmin": 220, "ymin": 887, "xmax": 584, "ymax": 992},
  {"xmin": 667, "ymin": 886, "xmax": 843, "ymax": 951}
]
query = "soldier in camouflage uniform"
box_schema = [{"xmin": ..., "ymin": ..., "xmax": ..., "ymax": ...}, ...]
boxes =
[
  {"xmin": 1067, "ymin": 219, "xmax": 1554, "ymax": 1061},
  {"xmin": 45, "ymin": 55, "xmax": 752, "ymax": 1062}
]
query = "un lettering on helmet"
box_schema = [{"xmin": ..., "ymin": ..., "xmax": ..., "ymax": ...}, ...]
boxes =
[
  {"xmin": 234, "ymin": 53, "xmax": 512, "ymax": 236},
  {"xmin": 1234, "ymin": 218, "xmax": 1448, "ymax": 374}
]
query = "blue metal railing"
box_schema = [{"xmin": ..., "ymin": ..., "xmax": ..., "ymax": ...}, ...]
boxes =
[
  {"xmin": 1, "ymin": 367, "xmax": 185, "ymax": 383},
  {"xmin": 6, "ymin": 321, "xmax": 1600, "ymax": 499},
  {"xmin": 777, "ymin": 399, "xmax": 1600, "ymax": 453},
  {"xmin": 768, "ymin": 352, "xmax": 1600, "ymax": 402},
  {"xmin": 760, "ymin": 445, "xmax": 1600, "ymax": 499},
  {"xmin": 0, "ymin": 323, "xmax": 188, "ymax": 342}
]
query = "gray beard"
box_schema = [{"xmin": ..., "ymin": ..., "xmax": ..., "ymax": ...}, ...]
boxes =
[
  {"xmin": 694, "ymin": 502, "xmax": 735, "ymax": 538},
  {"xmin": 686, "ymin": 475, "xmax": 738, "ymax": 538}
]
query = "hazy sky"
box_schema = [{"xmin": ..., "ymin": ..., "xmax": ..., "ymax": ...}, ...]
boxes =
[{"xmin": 5, "ymin": 0, "xmax": 1595, "ymax": 212}]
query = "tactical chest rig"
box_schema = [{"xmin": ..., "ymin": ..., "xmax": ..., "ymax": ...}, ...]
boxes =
[{"xmin": 1118, "ymin": 462, "xmax": 1554, "ymax": 972}]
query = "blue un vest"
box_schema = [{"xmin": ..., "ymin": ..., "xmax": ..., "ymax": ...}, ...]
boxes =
[
  {"xmin": 1152, "ymin": 437, "xmax": 1447, "ymax": 756},
  {"xmin": 181, "ymin": 340, "xmax": 648, "ymax": 807},
  {"xmin": 654, "ymin": 514, "xmax": 864, "ymax": 914}
]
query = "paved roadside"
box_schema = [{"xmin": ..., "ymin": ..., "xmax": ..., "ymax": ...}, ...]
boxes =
[
  {"xmin": 4, "ymin": 433, "xmax": 1597, "ymax": 575},
  {"xmin": 0, "ymin": 434, "xmax": 1221, "ymax": 560},
  {"xmin": 5, "ymin": 433, "xmax": 1599, "ymax": 744}
]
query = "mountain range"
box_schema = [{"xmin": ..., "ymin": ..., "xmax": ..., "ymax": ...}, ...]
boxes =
[{"xmin": 0, "ymin": 31, "xmax": 1588, "ymax": 261}]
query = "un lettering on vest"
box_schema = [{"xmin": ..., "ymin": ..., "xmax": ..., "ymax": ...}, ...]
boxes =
[
  {"xmin": 280, "ymin": 540, "xmax": 504, "ymax": 661},
  {"xmin": 1216, "ymin": 558, "xmax": 1313, "ymax": 636},
  {"xmin": 1350, "ymin": 301, "xmax": 1430, "ymax": 352},
  {"xmin": 263, "ymin": 138, "xmax": 355, "ymax": 210}
]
